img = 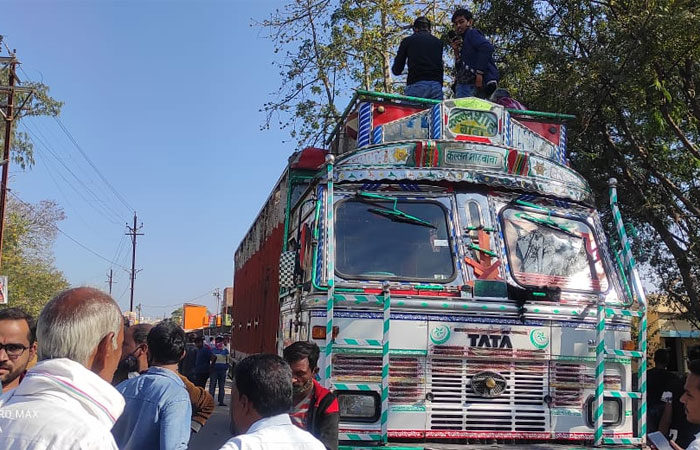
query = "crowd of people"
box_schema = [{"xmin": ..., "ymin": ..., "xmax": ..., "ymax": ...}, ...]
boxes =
[
  {"xmin": 648, "ymin": 347, "xmax": 700, "ymax": 449},
  {"xmin": 392, "ymin": 8, "xmax": 526, "ymax": 110},
  {"xmin": 4, "ymin": 287, "xmax": 700, "ymax": 449},
  {"xmin": 0, "ymin": 287, "xmax": 338, "ymax": 449}
]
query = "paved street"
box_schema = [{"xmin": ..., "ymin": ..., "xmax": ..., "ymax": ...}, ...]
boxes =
[{"xmin": 188, "ymin": 379, "xmax": 233, "ymax": 450}]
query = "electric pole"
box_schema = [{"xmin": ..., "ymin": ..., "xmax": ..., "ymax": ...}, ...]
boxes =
[
  {"xmin": 125, "ymin": 212, "xmax": 143, "ymax": 312},
  {"xmin": 0, "ymin": 46, "xmax": 33, "ymax": 271},
  {"xmin": 106, "ymin": 269, "xmax": 115, "ymax": 295},
  {"xmin": 137, "ymin": 303, "xmax": 142, "ymax": 323},
  {"xmin": 213, "ymin": 288, "xmax": 221, "ymax": 325}
]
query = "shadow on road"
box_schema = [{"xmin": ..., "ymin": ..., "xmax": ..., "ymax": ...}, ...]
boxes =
[{"xmin": 188, "ymin": 378, "xmax": 232, "ymax": 449}]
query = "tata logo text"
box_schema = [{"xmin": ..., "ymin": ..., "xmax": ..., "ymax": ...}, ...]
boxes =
[{"xmin": 467, "ymin": 334, "xmax": 513, "ymax": 349}]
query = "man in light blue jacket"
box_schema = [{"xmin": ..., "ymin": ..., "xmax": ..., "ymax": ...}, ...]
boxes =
[{"xmin": 112, "ymin": 320, "xmax": 192, "ymax": 450}]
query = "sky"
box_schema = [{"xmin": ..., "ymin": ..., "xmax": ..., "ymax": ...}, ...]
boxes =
[{"xmin": 3, "ymin": 0, "xmax": 298, "ymax": 319}]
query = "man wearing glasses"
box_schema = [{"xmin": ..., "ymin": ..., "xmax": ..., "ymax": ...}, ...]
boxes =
[{"xmin": 0, "ymin": 307, "xmax": 36, "ymax": 393}]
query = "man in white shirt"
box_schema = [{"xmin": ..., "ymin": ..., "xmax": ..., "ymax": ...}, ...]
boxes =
[
  {"xmin": 219, "ymin": 354, "xmax": 325, "ymax": 450},
  {"xmin": 676, "ymin": 359, "xmax": 700, "ymax": 450},
  {"xmin": 0, "ymin": 287, "xmax": 125, "ymax": 450}
]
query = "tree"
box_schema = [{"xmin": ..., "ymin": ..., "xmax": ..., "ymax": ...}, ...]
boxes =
[
  {"xmin": 260, "ymin": 0, "xmax": 428, "ymax": 147},
  {"xmin": 171, "ymin": 307, "xmax": 183, "ymax": 325},
  {"xmin": 0, "ymin": 54, "xmax": 63, "ymax": 169},
  {"xmin": 0, "ymin": 197, "xmax": 69, "ymax": 317}
]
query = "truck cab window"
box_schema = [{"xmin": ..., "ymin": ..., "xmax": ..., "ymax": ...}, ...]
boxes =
[
  {"xmin": 501, "ymin": 207, "xmax": 609, "ymax": 292},
  {"xmin": 335, "ymin": 199, "xmax": 455, "ymax": 282}
]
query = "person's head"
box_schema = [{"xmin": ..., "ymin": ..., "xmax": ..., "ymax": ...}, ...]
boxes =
[
  {"xmin": 119, "ymin": 323, "xmax": 153, "ymax": 372},
  {"xmin": 194, "ymin": 336, "xmax": 204, "ymax": 349},
  {"xmin": 231, "ymin": 354, "xmax": 292, "ymax": 434},
  {"xmin": 283, "ymin": 341, "xmax": 320, "ymax": 398},
  {"xmin": 654, "ymin": 348, "xmax": 670, "ymax": 368},
  {"xmin": 147, "ymin": 320, "xmax": 186, "ymax": 366},
  {"xmin": 413, "ymin": 16, "xmax": 431, "ymax": 33},
  {"xmin": 215, "ymin": 335, "xmax": 225, "ymax": 349},
  {"xmin": 688, "ymin": 345, "xmax": 700, "ymax": 363},
  {"xmin": 452, "ymin": 8, "xmax": 474, "ymax": 35},
  {"xmin": 37, "ymin": 287, "xmax": 124, "ymax": 382},
  {"xmin": 682, "ymin": 359, "xmax": 700, "ymax": 424},
  {"xmin": 0, "ymin": 307, "xmax": 36, "ymax": 392}
]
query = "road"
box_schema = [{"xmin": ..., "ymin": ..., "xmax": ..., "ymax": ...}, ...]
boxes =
[{"xmin": 188, "ymin": 378, "xmax": 233, "ymax": 450}]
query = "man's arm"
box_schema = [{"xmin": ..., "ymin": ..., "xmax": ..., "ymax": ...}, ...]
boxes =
[
  {"xmin": 465, "ymin": 30, "xmax": 494, "ymax": 86},
  {"xmin": 177, "ymin": 372, "xmax": 215, "ymax": 432},
  {"xmin": 392, "ymin": 38, "xmax": 408, "ymax": 76},
  {"xmin": 160, "ymin": 398, "xmax": 193, "ymax": 450},
  {"xmin": 316, "ymin": 395, "xmax": 340, "ymax": 450}
]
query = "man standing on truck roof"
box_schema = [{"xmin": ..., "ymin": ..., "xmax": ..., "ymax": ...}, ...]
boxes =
[
  {"xmin": 283, "ymin": 341, "xmax": 339, "ymax": 450},
  {"xmin": 451, "ymin": 8, "xmax": 498, "ymax": 99},
  {"xmin": 392, "ymin": 16, "xmax": 444, "ymax": 100}
]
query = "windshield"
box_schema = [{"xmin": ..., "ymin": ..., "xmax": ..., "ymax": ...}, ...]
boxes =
[
  {"xmin": 501, "ymin": 208, "xmax": 609, "ymax": 292},
  {"xmin": 335, "ymin": 199, "xmax": 455, "ymax": 282}
]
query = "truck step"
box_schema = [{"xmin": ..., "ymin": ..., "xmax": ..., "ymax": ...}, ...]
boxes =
[
  {"xmin": 339, "ymin": 433, "xmax": 382, "ymax": 442},
  {"xmin": 604, "ymin": 348, "xmax": 644, "ymax": 358},
  {"xmin": 604, "ymin": 307, "xmax": 644, "ymax": 317},
  {"xmin": 602, "ymin": 437, "xmax": 644, "ymax": 445},
  {"xmin": 333, "ymin": 383, "xmax": 381, "ymax": 391},
  {"xmin": 604, "ymin": 390, "xmax": 643, "ymax": 399},
  {"xmin": 334, "ymin": 338, "xmax": 382, "ymax": 347}
]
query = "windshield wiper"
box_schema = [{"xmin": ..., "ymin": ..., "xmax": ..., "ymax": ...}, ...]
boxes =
[
  {"xmin": 368, "ymin": 207, "xmax": 437, "ymax": 228},
  {"xmin": 357, "ymin": 192, "xmax": 436, "ymax": 228},
  {"xmin": 516, "ymin": 212, "xmax": 580, "ymax": 238}
]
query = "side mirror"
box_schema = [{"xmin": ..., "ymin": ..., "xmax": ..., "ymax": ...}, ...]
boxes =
[{"xmin": 279, "ymin": 251, "xmax": 297, "ymax": 289}]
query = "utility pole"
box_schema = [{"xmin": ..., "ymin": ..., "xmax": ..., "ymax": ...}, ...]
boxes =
[
  {"xmin": 0, "ymin": 47, "xmax": 33, "ymax": 271},
  {"xmin": 125, "ymin": 212, "xmax": 143, "ymax": 312},
  {"xmin": 137, "ymin": 303, "xmax": 142, "ymax": 323},
  {"xmin": 213, "ymin": 288, "xmax": 221, "ymax": 326},
  {"xmin": 106, "ymin": 268, "xmax": 115, "ymax": 295}
]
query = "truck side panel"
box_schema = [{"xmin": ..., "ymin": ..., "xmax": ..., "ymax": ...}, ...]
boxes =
[{"xmin": 233, "ymin": 174, "xmax": 288, "ymax": 356}]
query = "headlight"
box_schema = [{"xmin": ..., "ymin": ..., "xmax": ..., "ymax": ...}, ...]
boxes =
[
  {"xmin": 336, "ymin": 391, "xmax": 380, "ymax": 423},
  {"xmin": 586, "ymin": 396, "xmax": 623, "ymax": 427}
]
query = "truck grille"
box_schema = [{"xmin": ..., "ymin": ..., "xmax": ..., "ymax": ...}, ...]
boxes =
[
  {"xmin": 333, "ymin": 354, "xmax": 424, "ymax": 404},
  {"xmin": 428, "ymin": 356, "xmax": 548, "ymax": 431},
  {"xmin": 551, "ymin": 362, "xmax": 621, "ymax": 407}
]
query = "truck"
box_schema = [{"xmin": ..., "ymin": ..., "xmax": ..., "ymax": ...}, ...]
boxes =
[
  {"xmin": 182, "ymin": 303, "xmax": 208, "ymax": 332},
  {"xmin": 231, "ymin": 90, "xmax": 648, "ymax": 448}
]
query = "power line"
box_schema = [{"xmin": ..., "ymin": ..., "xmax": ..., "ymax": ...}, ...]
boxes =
[
  {"xmin": 146, "ymin": 289, "xmax": 216, "ymax": 309},
  {"xmin": 20, "ymin": 121, "xmax": 125, "ymax": 225},
  {"xmin": 53, "ymin": 117, "xmax": 134, "ymax": 213},
  {"xmin": 7, "ymin": 50, "xmax": 134, "ymax": 217},
  {"xmin": 7, "ymin": 190, "xmax": 130, "ymax": 270}
]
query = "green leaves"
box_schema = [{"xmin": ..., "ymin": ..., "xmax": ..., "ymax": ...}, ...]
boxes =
[
  {"xmin": 1, "ymin": 198, "xmax": 69, "ymax": 317},
  {"xmin": 0, "ymin": 69, "xmax": 63, "ymax": 170}
]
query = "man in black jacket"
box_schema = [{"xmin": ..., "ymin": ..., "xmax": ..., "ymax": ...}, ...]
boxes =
[
  {"xmin": 392, "ymin": 16, "xmax": 444, "ymax": 100},
  {"xmin": 284, "ymin": 341, "xmax": 339, "ymax": 450}
]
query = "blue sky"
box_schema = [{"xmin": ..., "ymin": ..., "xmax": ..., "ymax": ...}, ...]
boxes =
[{"xmin": 3, "ymin": 0, "xmax": 296, "ymax": 319}]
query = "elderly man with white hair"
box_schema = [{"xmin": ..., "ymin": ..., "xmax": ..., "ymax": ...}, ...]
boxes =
[{"xmin": 0, "ymin": 287, "xmax": 125, "ymax": 449}]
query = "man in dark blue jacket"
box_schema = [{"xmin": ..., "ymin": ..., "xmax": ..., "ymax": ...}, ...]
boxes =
[
  {"xmin": 392, "ymin": 16, "xmax": 444, "ymax": 100},
  {"xmin": 451, "ymin": 8, "xmax": 498, "ymax": 98}
]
